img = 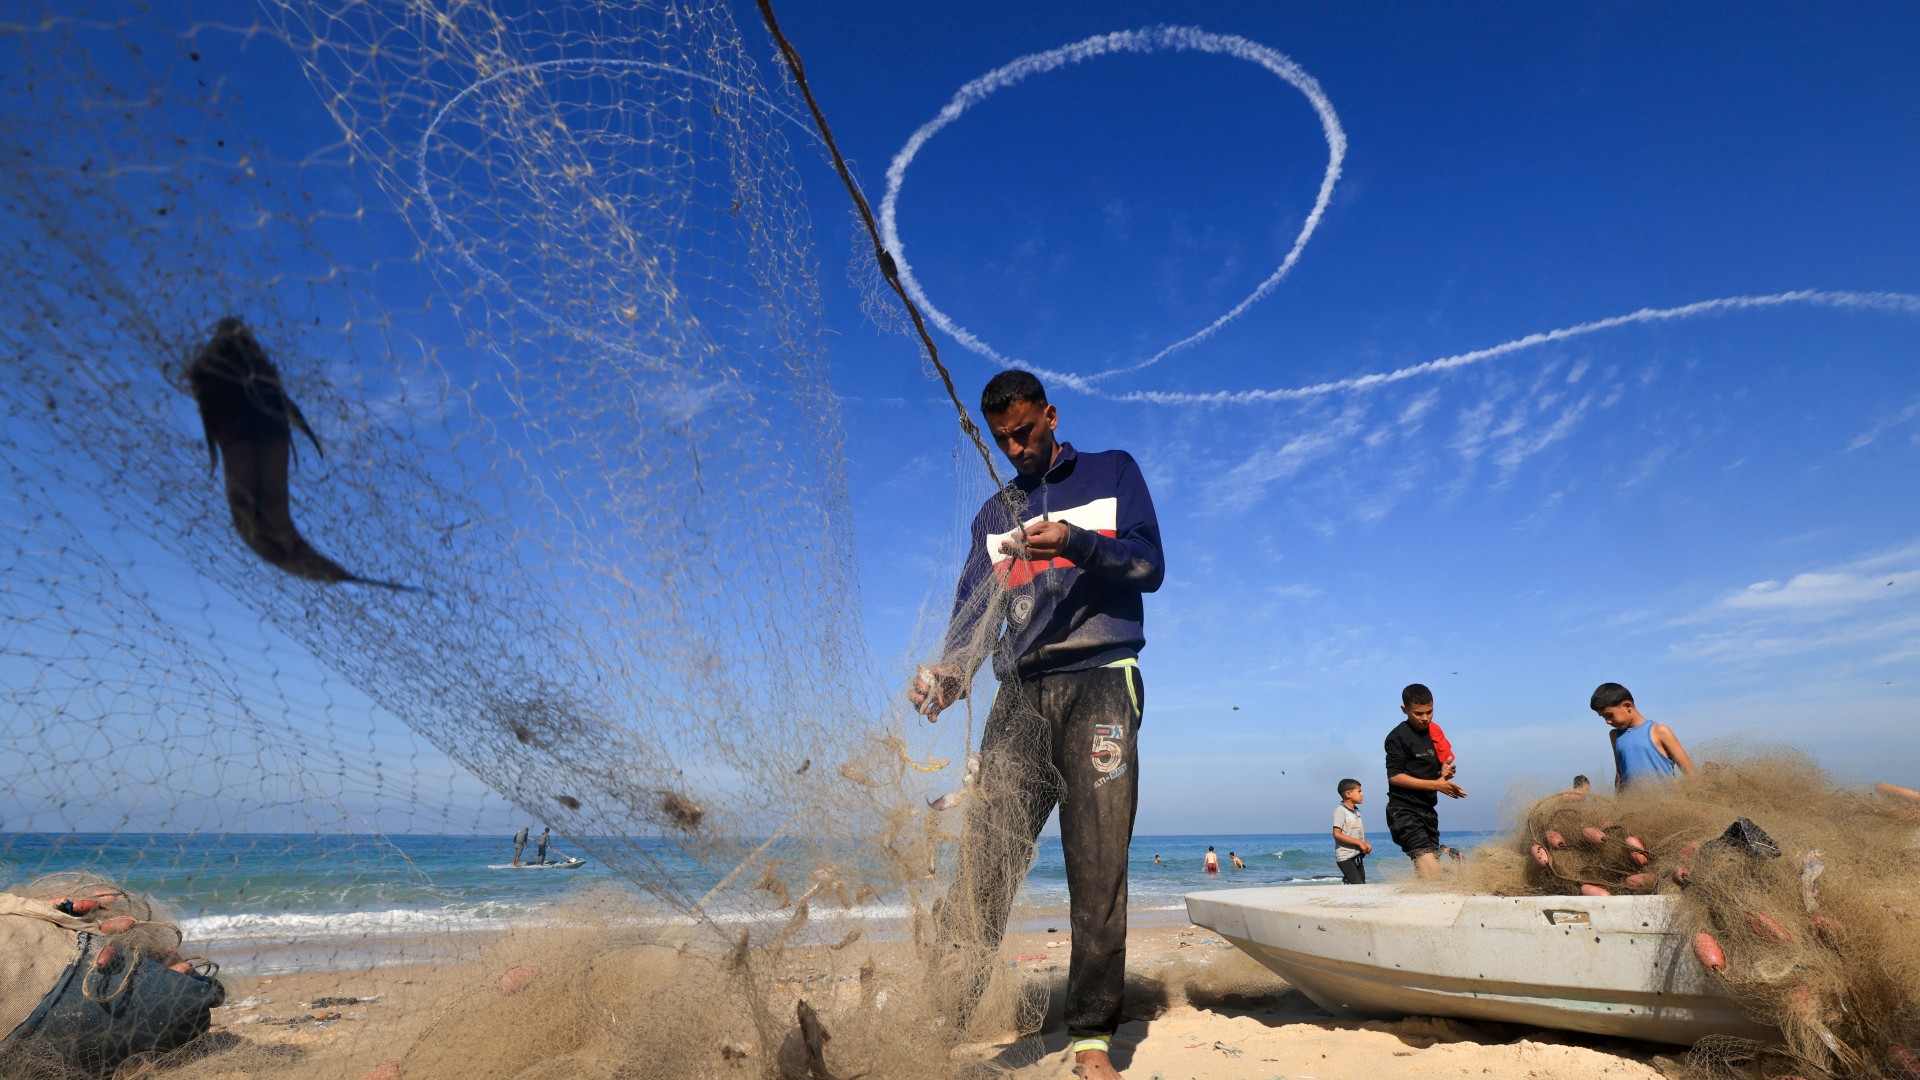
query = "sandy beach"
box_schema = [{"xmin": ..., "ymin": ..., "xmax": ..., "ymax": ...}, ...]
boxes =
[{"xmin": 182, "ymin": 916, "xmax": 1675, "ymax": 1079}]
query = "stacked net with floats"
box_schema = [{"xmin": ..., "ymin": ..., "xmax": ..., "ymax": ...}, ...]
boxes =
[{"xmin": 1472, "ymin": 753, "xmax": 1920, "ymax": 1080}]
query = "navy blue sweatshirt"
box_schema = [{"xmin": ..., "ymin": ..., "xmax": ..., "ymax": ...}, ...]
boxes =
[{"xmin": 942, "ymin": 443, "xmax": 1165, "ymax": 681}]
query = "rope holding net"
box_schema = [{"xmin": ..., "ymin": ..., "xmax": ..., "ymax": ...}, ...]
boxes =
[{"xmin": 755, "ymin": 0, "xmax": 1014, "ymax": 507}]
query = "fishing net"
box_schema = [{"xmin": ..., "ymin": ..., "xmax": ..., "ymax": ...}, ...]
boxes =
[
  {"xmin": 1465, "ymin": 750, "xmax": 1920, "ymax": 1080},
  {"xmin": 0, "ymin": 874, "xmax": 226, "ymax": 1080},
  {"xmin": 0, "ymin": 0, "xmax": 1067, "ymax": 1076}
]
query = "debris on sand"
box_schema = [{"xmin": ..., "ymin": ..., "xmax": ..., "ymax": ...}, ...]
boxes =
[{"xmin": 498, "ymin": 965, "xmax": 540, "ymax": 995}]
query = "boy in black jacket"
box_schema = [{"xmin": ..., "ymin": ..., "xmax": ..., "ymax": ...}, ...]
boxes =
[{"xmin": 1384, "ymin": 683, "xmax": 1467, "ymax": 880}]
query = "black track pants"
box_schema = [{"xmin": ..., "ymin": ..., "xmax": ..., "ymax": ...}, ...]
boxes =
[{"xmin": 935, "ymin": 662, "xmax": 1143, "ymax": 1039}]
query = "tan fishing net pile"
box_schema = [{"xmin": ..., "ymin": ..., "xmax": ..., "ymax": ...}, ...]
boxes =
[
  {"xmin": 3, "ymin": 876, "xmax": 210, "ymax": 981},
  {"xmin": 1469, "ymin": 751, "xmax": 1920, "ymax": 1080}
]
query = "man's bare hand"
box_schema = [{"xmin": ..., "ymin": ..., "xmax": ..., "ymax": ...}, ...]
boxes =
[
  {"xmin": 908, "ymin": 664, "xmax": 964, "ymax": 719},
  {"xmin": 1360, "ymin": 840, "xmax": 1373, "ymax": 855},
  {"xmin": 999, "ymin": 520, "xmax": 1071, "ymax": 561},
  {"xmin": 1441, "ymin": 762, "xmax": 1457, "ymax": 781},
  {"xmin": 1437, "ymin": 780, "xmax": 1467, "ymax": 799}
]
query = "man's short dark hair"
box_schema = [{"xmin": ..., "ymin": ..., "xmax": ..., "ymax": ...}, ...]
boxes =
[
  {"xmin": 1401, "ymin": 683, "xmax": 1433, "ymax": 707},
  {"xmin": 981, "ymin": 370, "xmax": 1047, "ymax": 414},
  {"xmin": 1590, "ymin": 682, "xmax": 1633, "ymax": 712},
  {"xmin": 1572, "ymin": 775, "xmax": 1590, "ymax": 788},
  {"xmin": 1337, "ymin": 778, "xmax": 1361, "ymax": 797}
]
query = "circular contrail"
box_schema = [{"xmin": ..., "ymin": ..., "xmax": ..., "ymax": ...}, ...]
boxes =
[
  {"xmin": 879, "ymin": 26, "xmax": 1346, "ymax": 390},
  {"xmin": 883, "ymin": 29, "xmax": 1919, "ymax": 406}
]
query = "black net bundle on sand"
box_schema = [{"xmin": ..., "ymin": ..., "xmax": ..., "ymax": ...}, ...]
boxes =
[
  {"xmin": 1461, "ymin": 752, "xmax": 1920, "ymax": 1080},
  {"xmin": 0, "ymin": 876, "xmax": 226, "ymax": 1080}
]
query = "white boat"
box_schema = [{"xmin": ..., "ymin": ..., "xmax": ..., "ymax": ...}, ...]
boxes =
[
  {"xmin": 486, "ymin": 854, "xmax": 587, "ymax": 870},
  {"xmin": 1184, "ymin": 884, "xmax": 1774, "ymax": 1046}
]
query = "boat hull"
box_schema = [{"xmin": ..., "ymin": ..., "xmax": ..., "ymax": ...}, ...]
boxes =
[{"xmin": 1185, "ymin": 884, "xmax": 1773, "ymax": 1046}]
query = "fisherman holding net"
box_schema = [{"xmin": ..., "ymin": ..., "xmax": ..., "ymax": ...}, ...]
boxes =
[{"xmin": 910, "ymin": 370, "xmax": 1164, "ymax": 1080}]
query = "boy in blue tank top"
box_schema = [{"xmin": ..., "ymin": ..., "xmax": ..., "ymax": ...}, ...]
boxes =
[{"xmin": 1591, "ymin": 682, "xmax": 1697, "ymax": 790}]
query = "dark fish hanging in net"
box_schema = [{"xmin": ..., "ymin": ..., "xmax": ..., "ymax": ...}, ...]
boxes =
[{"xmin": 187, "ymin": 316, "xmax": 418, "ymax": 592}]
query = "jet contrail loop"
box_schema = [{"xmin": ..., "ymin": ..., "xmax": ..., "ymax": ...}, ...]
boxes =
[
  {"xmin": 882, "ymin": 30, "xmax": 1920, "ymax": 407},
  {"xmin": 879, "ymin": 26, "xmax": 1345, "ymax": 385}
]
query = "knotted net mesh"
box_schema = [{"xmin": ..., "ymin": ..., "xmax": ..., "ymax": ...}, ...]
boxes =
[
  {"xmin": 1462, "ymin": 751, "xmax": 1920, "ymax": 1080},
  {"xmin": 0, "ymin": 0, "xmax": 1053, "ymax": 1076}
]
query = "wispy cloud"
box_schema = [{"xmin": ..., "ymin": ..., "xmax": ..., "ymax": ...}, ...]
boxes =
[
  {"xmin": 655, "ymin": 377, "xmax": 740, "ymax": 426},
  {"xmin": 1618, "ymin": 445, "xmax": 1672, "ymax": 491},
  {"xmin": 1207, "ymin": 361, "xmax": 1614, "ymax": 528},
  {"xmin": 1846, "ymin": 398, "xmax": 1920, "ymax": 451},
  {"xmin": 1447, "ymin": 360, "xmax": 1608, "ymax": 487},
  {"xmin": 1451, "ymin": 398, "xmax": 1497, "ymax": 464},
  {"xmin": 1397, "ymin": 389, "xmax": 1439, "ymax": 429},
  {"xmin": 1515, "ymin": 483, "xmax": 1575, "ymax": 531},
  {"xmin": 1722, "ymin": 570, "xmax": 1918, "ymax": 613},
  {"xmin": 1491, "ymin": 391, "xmax": 1592, "ymax": 479},
  {"xmin": 1673, "ymin": 611, "xmax": 1920, "ymax": 665},
  {"xmin": 1210, "ymin": 403, "xmax": 1365, "ymax": 514},
  {"xmin": 1668, "ymin": 540, "xmax": 1920, "ymax": 665}
]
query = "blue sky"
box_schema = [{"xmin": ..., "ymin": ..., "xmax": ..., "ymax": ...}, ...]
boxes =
[
  {"xmin": 775, "ymin": 1, "xmax": 1920, "ymax": 833},
  {"xmin": 8, "ymin": 2, "xmax": 1916, "ymax": 842}
]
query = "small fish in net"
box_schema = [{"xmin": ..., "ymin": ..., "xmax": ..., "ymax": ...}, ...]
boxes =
[{"xmin": 776, "ymin": 1000, "xmax": 850, "ymax": 1080}]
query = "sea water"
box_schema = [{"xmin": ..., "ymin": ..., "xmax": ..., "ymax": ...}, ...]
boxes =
[
  {"xmin": 1031, "ymin": 831, "xmax": 1495, "ymax": 915},
  {"xmin": 0, "ymin": 830, "xmax": 1492, "ymax": 969}
]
